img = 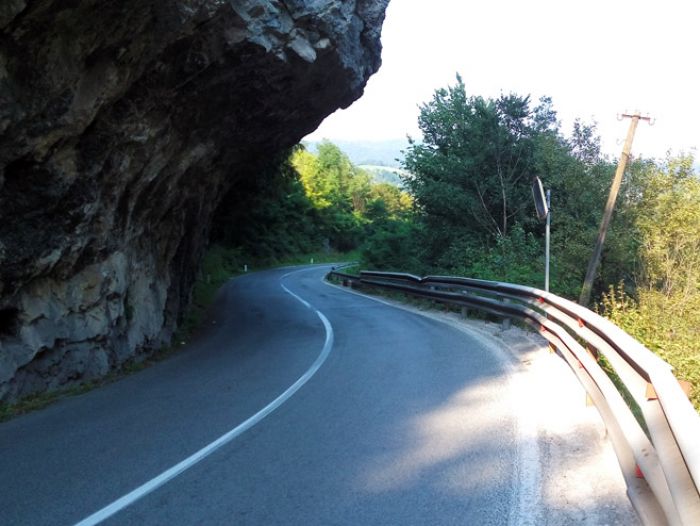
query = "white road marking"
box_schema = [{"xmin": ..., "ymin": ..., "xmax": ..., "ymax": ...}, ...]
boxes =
[
  {"xmin": 74, "ymin": 270, "xmax": 334, "ymax": 526},
  {"xmin": 507, "ymin": 366, "xmax": 542, "ymax": 526},
  {"xmin": 281, "ymin": 282, "xmax": 312, "ymax": 309}
]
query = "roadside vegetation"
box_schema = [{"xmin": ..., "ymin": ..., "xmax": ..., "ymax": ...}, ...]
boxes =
[
  {"xmin": 376, "ymin": 77, "xmax": 699, "ymax": 410},
  {"xmin": 235, "ymin": 76, "xmax": 698, "ymax": 410}
]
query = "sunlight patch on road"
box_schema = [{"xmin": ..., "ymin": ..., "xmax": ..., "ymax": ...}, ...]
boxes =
[{"xmin": 359, "ymin": 376, "xmax": 518, "ymax": 496}]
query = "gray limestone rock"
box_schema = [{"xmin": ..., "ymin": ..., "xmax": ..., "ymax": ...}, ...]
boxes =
[{"xmin": 0, "ymin": 0, "xmax": 389, "ymax": 401}]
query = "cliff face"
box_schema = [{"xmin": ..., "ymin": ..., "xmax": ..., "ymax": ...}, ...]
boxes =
[{"xmin": 0, "ymin": 0, "xmax": 388, "ymax": 401}]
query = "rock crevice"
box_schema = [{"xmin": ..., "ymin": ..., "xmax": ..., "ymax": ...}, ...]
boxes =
[{"xmin": 0, "ymin": 0, "xmax": 388, "ymax": 401}]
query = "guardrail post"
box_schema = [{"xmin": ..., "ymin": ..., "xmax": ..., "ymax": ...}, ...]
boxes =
[
  {"xmin": 459, "ymin": 290, "xmax": 470, "ymax": 319},
  {"xmin": 501, "ymin": 298, "xmax": 511, "ymax": 330}
]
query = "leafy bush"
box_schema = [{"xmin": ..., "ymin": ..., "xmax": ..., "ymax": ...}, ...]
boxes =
[
  {"xmin": 600, "ymin": 285, "xmax": 700, "ymax": 411},
  {"xmin": 597, "ymin": 157, "xmax": 700, "ymax": 411},
  {"xmin": 426, "ymin": 223, "xmax": 546, "ymax": 288},
  {"xmin": 361, "ymin": 219, "xmax": 423, "ymax": 273}
]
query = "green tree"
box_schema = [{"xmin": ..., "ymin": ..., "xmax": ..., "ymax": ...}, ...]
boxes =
[
  {"xmin": 291, "ymin": 142, "xmax": 358, "ymax": 249},
  {"xmin": 532, "ymin": 120, "xmax": 623, "ymax": 296},
  {"xmin": 634, "ymin": 155, "xmax": 700, "ymax": 296},
  {"xmin": 294, "ymin": 141, "xmax": 367, "ymax": 212},
  {"xmin": 291, "ymin": 141, "xmax": 413, "ymax": 252},
  {"xmin": 404, "ymin": 76, "xmax": 558, "ymax": 246},
  {"xmin": 402, "ymin": 76, "xmax": 569, "ymax": 275},
  {"xmin": 210, "ymin": 147, "xmax": 321, "ymax": 261},
  {"xmin": 600, "ymin": 154, "xmax": 700, "ymax": 410},
  {"xmin": 397, "ymin": 77, "xmax": 641, "ymax": 298},
  {"xmin": 368, "ymin": 182, "xmax": 413, "ymax": 220},
  {"xmin": 361, "ymin": 219, "xmax": 424, "ymax": 273}
]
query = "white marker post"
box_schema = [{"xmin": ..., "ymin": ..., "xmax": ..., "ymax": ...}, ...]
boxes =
[
  {"xmin": 545, "ymin": 189, "xmax": 551, "ymax": 293},
  {"xmin": 532, "ymin": 177, "xmax": 551, "ymax": 292}
]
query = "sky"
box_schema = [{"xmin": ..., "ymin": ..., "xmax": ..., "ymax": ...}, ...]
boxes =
[{"xmin": 306, "ymin": 0, "xmax": 700, "ymax": 160}]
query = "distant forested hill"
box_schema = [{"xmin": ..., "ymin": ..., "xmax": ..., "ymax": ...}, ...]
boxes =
[
  {"xmin": 358, "ymin": 165, "xmax": 409, "ymax": 186},
  {"xmin": 303, "ymin": 138, "xmax": 408, "ymax": 168}
]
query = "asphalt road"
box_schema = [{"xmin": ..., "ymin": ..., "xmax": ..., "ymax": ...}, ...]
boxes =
[{"xmin": 0, "ymin": 265, "xmax": 552, "ymax": 525}]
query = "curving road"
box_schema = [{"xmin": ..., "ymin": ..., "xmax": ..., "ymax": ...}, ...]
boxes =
[{"xmin": 0, "ymin": 265, "xmax": 631, "ymax": 525}]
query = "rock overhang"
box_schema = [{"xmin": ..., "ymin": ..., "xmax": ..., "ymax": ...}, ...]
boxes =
[{"xmin": 0, "ymin": 0, "xmax": 389, "ymax": 401}]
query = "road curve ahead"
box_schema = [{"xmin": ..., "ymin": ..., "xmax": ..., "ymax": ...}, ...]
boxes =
[{"xmin": 2, "ymin": 265, "xmax": 536, "ymax": 525}]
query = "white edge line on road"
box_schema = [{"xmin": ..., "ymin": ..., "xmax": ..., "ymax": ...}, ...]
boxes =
[
  {"xmin": 74, "ymin": 270, "xmax": 333, "ymax": 526},
  {"xmin": 281, "ymin": 283, "xmax": 311, "ymax": 309}
]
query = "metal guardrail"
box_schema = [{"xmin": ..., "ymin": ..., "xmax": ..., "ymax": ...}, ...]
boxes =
[{"xmin": 328, "ymin": 269, "xmax": 700, "ymax": 526}]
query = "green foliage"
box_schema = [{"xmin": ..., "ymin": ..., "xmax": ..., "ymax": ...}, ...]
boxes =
[
  {"xmin": 197, "ymin": 245, "xmax": 246, "ymax": 302},
  {"xmin": 361, "ymin": 219, "xmax": 423, "ymax": 273},
  {"xmin": 368, "ymin": 182, "xmax": 413, "ymax": 219},
  {"xmin": 363, "ymin": 75, "xmax": 700, "ymax": 412},
  {"xmin": 633, "ymin": 155, "xmax": 700, "ymax": 295},
  {"xmin": 600, "ymin": 284, "xmax": 700, "ymax": 411},
  {"xmin": 598, "ymin": 155, "xmax": 700, "ymax": 410},
  {"xmin": 212, "ymin": 148, "xmax": 322, "ymax": 262},
  {"xmin": 401, "ymin": 75, "xmax": 611, "ymax": 291},
  {"xmin": 530, "ymin": 121, "xmax": 619, "ymax": 296},
  {"xmin": 211, "ymin": 139, "xmax": 413, "ymax": 269},
  {"xmin": 398, "ymin": 76, "xmax": 644, "ymax": 301},
  {"xmin": 403, "ymin": 76, "xmax": 557, "ymax": 251},
  {"xmin": 452, "ymin": 224, "xmax": 544, "ymax": 287},
  {"xmin": 291, "ymin": 141, "xmax": 372, "ymax": 250}
]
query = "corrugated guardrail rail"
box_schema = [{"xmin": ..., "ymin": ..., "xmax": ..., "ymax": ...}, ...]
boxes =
[{"xmin": 328, "ymin": 269, "xmax": 700, "ymax": 526}]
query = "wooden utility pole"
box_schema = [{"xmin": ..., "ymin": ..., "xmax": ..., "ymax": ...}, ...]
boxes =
[{"xmin": 578, "ymin": 112, "xmax": 651, "ymax": 306}]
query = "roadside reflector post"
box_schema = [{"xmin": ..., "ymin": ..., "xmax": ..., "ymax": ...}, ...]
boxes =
[{"xmin": 532, "ymin": 177, "xmax": 551, "ymax": 292}]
